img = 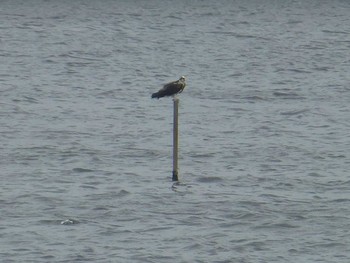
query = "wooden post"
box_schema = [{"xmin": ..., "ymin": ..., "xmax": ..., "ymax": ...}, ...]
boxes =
[{"xmin": 172, "ymin": 97, "xmax": 179, "ymax": 181}]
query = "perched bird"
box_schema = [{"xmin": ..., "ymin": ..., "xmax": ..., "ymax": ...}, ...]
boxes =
[{"xmin": 151, "ymin": 76, "xmax": 186, "ymax": 99}]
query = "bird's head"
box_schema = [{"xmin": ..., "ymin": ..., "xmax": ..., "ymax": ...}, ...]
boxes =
[{"xmin": 179, "ymin": 76, "xmax": 186, "ymax": 82}]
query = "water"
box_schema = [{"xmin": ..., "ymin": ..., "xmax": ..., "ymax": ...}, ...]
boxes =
[{"xmin": 1, "ymin": 0, "xmax": 350, "ymax": 262}]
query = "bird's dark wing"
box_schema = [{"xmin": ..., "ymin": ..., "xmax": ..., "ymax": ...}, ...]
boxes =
[
  {"xmin": 161, "ymin": 81, "xmax": 182, "ymax": 96},
  {"xmin": 151, "ymin": 79, "xmax": 185, "ymax": 99},
  {"xmin": 163, "ymin": 80, "xmax": 179, "ymax": 89}
]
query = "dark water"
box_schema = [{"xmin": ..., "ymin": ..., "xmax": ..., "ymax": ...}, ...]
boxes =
[{"xmin": 1, "ymin": 0, "xmax": 350, "ymax": 262}]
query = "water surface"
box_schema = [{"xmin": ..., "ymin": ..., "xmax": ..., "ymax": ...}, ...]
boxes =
[{"xmin": 1, "ymin": 0, "xmax": 350, "ymax": 262}]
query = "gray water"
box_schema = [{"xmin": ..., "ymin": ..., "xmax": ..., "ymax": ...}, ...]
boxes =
[{"xmin": 1, "ymin": 0, "xmax": 350, "ymax": 262}]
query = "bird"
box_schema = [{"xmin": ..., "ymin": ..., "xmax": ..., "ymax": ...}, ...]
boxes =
[{"xmin": 151, "ymin": 76, "xmax": 186, "ymax": 99}]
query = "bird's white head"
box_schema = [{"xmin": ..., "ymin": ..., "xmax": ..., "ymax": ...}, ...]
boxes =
[{"xmin": 179, "ymin": 76, "xmax": 186, "ymax": 82}]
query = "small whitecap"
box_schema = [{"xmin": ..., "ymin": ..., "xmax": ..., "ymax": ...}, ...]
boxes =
[{"xmin": 60, "ymin": 219, "xmax": 77, "ymax": 225}]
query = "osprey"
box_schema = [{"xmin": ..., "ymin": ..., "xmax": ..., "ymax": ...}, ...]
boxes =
[{"xmin": 151, "ymin": 76, "xmax": 186, "ymax": 99}]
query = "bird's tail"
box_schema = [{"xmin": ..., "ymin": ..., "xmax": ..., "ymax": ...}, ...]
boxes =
[{"xmin": 151, "ymin": 92, "xmax": 159, "ymax": 99}]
